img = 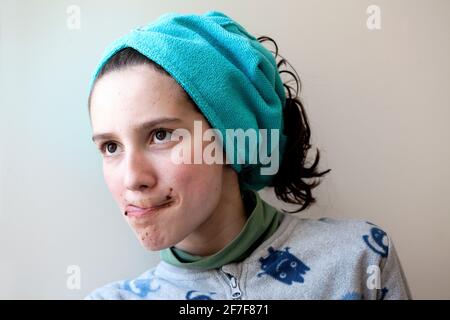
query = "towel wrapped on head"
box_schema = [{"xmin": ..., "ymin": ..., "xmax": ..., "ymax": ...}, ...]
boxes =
[{"xmin": 89, "ymin": 10, "xmax": 287, "ymax": 191}]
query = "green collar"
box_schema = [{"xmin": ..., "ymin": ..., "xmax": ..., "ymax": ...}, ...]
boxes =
[{"xmin": 159, "ymin": 189, "xmax": 280, "ymax": 270}]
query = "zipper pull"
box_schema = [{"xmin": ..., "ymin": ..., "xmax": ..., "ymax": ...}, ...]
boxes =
[
  {"xmin": 220, "ymin": 269, "xmax": 242, "ymax": 300},
  {"xmin": 229, "ymin": 275, "xmax": 242, "ymax": 300}
]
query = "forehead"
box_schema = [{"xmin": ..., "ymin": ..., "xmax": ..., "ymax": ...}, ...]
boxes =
[{"xmin": 89, "ymin": 64, "xmax": 196, "ymax": 127}]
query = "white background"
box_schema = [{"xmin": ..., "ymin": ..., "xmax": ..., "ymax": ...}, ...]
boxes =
[{"xmin": 0, "ymin": 0, "xmax": 449, "ymax": 299}]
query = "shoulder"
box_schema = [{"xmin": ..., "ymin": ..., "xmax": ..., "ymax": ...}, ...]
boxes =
[
  {"xmin": 84, "ymin": 268, "xmax": 159, "ymax": 300},
  {"xmin": 84, "ymin": 279, "xmax": 126, "ymax": 300},
  {"xmin": 316, "ymin": 217, "xmax": 390, "ymax": 257},
  {"xmin": 280, "ymin": 214, "xmax": 391, "ymax": 259},
  {"xmin": 252, "ymin": 214, "xmax": 410, "ymax": 299}
]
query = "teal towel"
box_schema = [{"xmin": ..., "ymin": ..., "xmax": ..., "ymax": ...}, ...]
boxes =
[{"xmin": 89, "ymin": 10, "xmax": 287, "ymax": 191}]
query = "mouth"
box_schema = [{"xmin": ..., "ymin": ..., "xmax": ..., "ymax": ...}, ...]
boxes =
[
  {"xmin": 125, "ymin": 200, "xmax": 174, "ymax": 218},
  {"xmin": 276, "ymin": 258, "xmax": 289, "ymax": 272}
]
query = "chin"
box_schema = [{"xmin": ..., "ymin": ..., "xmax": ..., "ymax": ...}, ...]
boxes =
[{"xmin": 139, "ymin": 238, "xmax": 169, "ymax": 251}]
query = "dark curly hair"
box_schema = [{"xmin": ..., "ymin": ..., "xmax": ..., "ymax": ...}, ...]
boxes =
[
  {"xmin": 257, "ymin": 36, "xmax": 331, "ymax": 213},
  {"xmin": 88, "ymin": 36, "xmax": 331, "ymax": 213}
]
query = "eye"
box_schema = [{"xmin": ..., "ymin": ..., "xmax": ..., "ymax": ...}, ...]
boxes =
[
  {"xmin": 100, "ymin": 142, "xmax": 120, "ymax": 156},
  {"xmin": 280, "ymin": 272, "xmax": 286, "ymax": 278},
  {"xmin": 151, "ymin": 128, "xmax": 173, "ymax": 144},
  {"xmin": 290, "ymin": 261, "xmax": 297, "ymax": 268}
]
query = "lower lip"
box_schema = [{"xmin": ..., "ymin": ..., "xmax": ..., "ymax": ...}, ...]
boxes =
[{"xmin": 126, "ymin": 201, "xmax": 174, "ymax": 218}]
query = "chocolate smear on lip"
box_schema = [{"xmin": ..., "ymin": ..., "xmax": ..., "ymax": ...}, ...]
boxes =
[
  {"xmin": 126, "ymin": 188, "xmax": 173, "ymax": 217},
  {"xmin": 166, "ymin": 187, "xmax": 173, "ymax": 201}
]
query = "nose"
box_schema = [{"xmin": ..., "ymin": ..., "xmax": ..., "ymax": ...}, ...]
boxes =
[{"xmin": 123, "ymin": 148, "xmax": 157, "ymax": 192}]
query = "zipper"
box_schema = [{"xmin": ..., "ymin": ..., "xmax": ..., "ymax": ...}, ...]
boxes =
[{"xmin": 219, "ymin": 268, "xmax": 242, "ymax": 300}]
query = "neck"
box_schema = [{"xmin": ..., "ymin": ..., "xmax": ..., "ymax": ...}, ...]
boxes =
[{"xmin": 174, "ymin": 168, "xmax": 247, "ymax": 257}]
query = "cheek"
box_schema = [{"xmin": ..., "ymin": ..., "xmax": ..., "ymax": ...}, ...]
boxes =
[
  {"xmin": 170, "ymin": 127, "xmax": 224, "ymax": 197},
  {"xmin": 170, "ymin": 161, "xmax": 223, "ymax": 208},
  {"xmin": 103, "ymin": 164, "xmax": 123, "ymax": 205}
]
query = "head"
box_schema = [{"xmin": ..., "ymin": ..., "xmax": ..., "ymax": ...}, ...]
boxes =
[
  {"xmin": 88, "ymin": 13, "xmax": 331, "ymax": 253},
  {"xmin": 89, "ymin": 50, "xmax": 247, "ymax": 252}
]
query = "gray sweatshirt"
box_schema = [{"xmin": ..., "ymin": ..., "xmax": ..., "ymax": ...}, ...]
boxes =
[{"xmin": 85, "ymin": 212, "xmax": 411, "ymax": 300}]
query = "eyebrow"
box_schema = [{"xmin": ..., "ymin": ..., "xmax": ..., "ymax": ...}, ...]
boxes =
[{"xmin": 91, "ymin": 117, "xmax": 182, "ymax": 143}]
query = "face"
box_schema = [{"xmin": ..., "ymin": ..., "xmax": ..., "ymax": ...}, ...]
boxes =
[{"xmin": 90, "ymin": 64, "xmax": 231, "ymax": 251}]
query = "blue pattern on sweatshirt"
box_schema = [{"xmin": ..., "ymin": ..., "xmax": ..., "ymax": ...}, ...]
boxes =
[
  {"xmin": 363, "ymin": 223, "xmax": 389, "ymax": 258},
  {"xmin": 122, "ymin": 278, "xmax": 160, "ymax": 298},
  {"xmin": 258, "ymin": 246, "xmax": 310, "ymax": 285},
  {"xmin": 341, "ymin": 291, "xmax": 363, "ymax": 300},
  {"xmin": 379, "ymin": 287, "xmax": 389, "ymax": 300},
  {"xmin": 186, "ymin": 290, "xmax": 216, "ymax": 300}
]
